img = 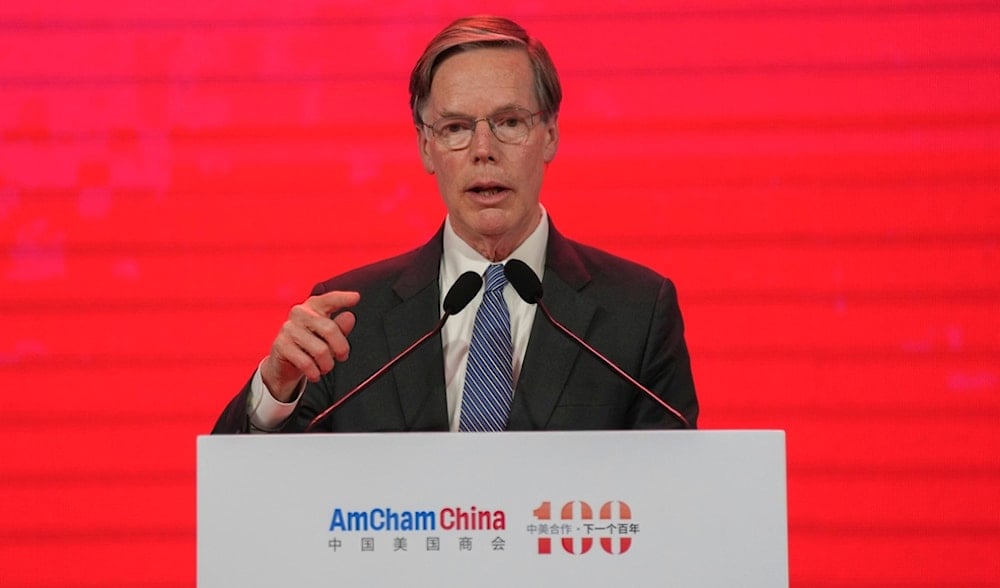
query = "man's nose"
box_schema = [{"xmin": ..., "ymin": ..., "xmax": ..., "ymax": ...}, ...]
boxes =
[{"xmin": 469, "ymin": 119, "xmax": 498, "ymax": 159}]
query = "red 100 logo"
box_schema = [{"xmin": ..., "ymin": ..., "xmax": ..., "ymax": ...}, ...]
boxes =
[{"xmin": 531, "ymin": 500, "xmax": 635, "ymax": 555}]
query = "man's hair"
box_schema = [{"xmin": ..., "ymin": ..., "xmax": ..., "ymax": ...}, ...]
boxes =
[{"xmin": 408, "ymin": 15, "xmax": 562, "ymax": 125}]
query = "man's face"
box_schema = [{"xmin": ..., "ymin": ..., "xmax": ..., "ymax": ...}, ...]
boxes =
[{"xmin": 417, "ymin": 47, "xmax": 559, "ymax": 259}]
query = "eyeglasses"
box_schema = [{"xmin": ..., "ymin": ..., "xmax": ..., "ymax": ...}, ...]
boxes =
[{"xmin": 421, "ymin": 108, "xmax": 546, "ymax": 150}]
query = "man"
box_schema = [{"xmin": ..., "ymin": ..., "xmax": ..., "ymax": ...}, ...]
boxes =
[{"xmin": 212, "ymin": 15, "xmax": 698, "ymax": 434}]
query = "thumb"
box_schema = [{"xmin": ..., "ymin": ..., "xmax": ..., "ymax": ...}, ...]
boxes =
[{"xmin": 333, "ymin": 310, "xmax": 357, "ymax": 338}]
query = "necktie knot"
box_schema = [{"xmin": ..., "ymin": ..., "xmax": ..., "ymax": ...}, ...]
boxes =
[{"xmin": 484, "ymin": 263, "xmax": 507, "ymax": 293}]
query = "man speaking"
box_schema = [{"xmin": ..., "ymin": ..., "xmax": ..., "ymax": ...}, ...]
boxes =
[{"xmin": 212, "ymin": 15, "xmax": 698, "ymax": 434}]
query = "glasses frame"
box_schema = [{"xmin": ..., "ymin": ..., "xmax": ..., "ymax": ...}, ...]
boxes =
[{"xmin": 420, "ymin": 108, "xmax": 546, "ymax": 150}]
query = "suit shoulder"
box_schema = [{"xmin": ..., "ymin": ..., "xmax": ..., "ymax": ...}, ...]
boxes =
[
  {"xmin": 301, "ymin": 226, "xmax": 443, "ymax": 297},
  {"xmin": 567, "ymin": 239, "xmax": 674, "ymax": 289},
  {"xmin": 310, "ymin": 246, "xmax": 426, "ymax": 296}
]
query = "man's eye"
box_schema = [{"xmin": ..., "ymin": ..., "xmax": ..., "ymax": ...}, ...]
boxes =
[
  {"xmin": 495, "ymin": 115, "xmax": 526, "ymax": 128},
  {"xmin": 439, "ymin": 120, "xmax": 471, "ymax": 134}
]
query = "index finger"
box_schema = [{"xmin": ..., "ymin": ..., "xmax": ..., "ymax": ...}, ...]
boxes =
[{"xmin": 307, "ymin": 290, "xmax": 361, "ymax": 316}]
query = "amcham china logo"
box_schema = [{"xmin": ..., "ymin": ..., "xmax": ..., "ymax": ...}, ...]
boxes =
[
  {"xmin": 326, "ymin": 500, "xmax": 637, "ymax": 556},
  {"xmin": 329, "ymin": 505, "xmax": 505, "ymax": 532},
  {"xmin": 326, "ymin": 505, "xmax": 508, "ymax": 555}
]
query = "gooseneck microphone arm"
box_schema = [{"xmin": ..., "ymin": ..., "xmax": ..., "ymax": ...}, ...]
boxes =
[
  {"xmin": 503, "ymin": 259, "xmax": 692, "ymax": 429},
  {"xmin": 304, "ymin": 271, "xmax": 483, "ymax": 432}
]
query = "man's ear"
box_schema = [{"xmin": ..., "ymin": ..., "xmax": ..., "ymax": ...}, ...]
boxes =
[
  {"xmin": 417, "ymin": 126, "xmax": 435, "ymax": 174},
  {"xmin": 542, "ymin": 116, "xmax": 559, "ymax": 164}
]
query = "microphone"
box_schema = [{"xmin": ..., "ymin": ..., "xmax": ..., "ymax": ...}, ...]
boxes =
[
  {"xmin": 503, "ymin": 259, "xmax": 692, "ymax": 429},
  {"xmin": 304, "ymin": 271, "xmax": 483, "ymax": 432}
]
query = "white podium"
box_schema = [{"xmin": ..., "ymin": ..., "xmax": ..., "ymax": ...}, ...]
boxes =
[{"xmin": 198, "ymin": 431, "xmax": 787, "ymax": 587}]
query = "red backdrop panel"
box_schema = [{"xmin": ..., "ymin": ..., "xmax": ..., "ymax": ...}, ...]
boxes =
[{"xmin": 1, "ymin": 1, "xmax": 998, "ymax": 586}]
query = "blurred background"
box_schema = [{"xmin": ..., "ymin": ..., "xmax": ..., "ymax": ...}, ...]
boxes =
[{"xmin": 1, "ymin": 1, "xmax": 997, "ymax": 585}]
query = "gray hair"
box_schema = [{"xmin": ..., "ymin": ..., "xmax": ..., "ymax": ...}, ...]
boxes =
[{"xmin": 408, "ymin": 15, "xmax": 562, "ymax": 124}]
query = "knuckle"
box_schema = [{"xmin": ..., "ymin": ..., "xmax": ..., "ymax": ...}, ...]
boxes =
[
  {"xmin": 288, "ymin": 304, "xmax": 315, "ymax": 322},
  {"xmin": 313, "ymin": 320, "xmax": 342, "ymax": 342}
]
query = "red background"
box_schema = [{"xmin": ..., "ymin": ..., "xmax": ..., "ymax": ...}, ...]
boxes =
[{"xmin": 1, "ymin": 1, "xmax": 998, "ymax": 586}]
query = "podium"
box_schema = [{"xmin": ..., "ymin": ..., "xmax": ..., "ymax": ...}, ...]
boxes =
[{"xmin": 198, "ymin": 431, "xmax": 787, "ymax": 587}]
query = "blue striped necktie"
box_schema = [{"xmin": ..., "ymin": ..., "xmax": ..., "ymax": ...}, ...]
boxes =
[{"xmin": 459, "ymin": 263, "xmax": 514, "ymax": 432}]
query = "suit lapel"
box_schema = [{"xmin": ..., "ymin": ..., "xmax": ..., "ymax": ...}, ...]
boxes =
[
  {"xmin": 508, "ymin": 225, "xmax": 595, "ymax": 430},
  {"xmin": 382, "ymin": 221, "xmax": 595, "ymax": 430},
  {"xmin": 384, "ymin": 228, "xmax": 450, "ymax": 430}
]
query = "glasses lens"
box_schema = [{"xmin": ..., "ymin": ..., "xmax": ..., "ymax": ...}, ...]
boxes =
[
  {"xmin": 431, "ymin": 117, "xmax": 474, "ymax": 149},
  {"xmin": 490, "ymin": 110, "xmax": 533, "ymax": 143}
]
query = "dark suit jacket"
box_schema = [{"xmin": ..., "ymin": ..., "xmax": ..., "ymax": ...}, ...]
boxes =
[{"xmin": 212, "ymin": 223, "xmax": 698, "ymax": 433}]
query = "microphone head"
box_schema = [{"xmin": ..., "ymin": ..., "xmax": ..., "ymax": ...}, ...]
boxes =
[
  {"xmin": 503, "ymin": 259, "xmax": 543, "ymax": 304},
  {"xmin": 442, "ymin": 271, "xmax": 483, "ymax": 315}
]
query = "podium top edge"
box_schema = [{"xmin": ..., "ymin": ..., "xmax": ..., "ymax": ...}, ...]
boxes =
[{"xmin": 196, "ymin": 429, "xmax": 786, "ymax": 442}]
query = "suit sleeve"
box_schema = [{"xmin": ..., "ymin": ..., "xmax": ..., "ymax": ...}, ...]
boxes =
[
  {"xmin": 211, "ymin": 375, "xmax": 254, "ymax": 434},
  {"xmin": 627, "ymin": 277, "xmax": 699, "ymax": 429},
  {"xmin": 210, "ymin": 283, "xmax": 336, "ymax": 435}
]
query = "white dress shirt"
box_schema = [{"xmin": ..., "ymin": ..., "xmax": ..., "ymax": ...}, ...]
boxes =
[{"xmin": 246, "ymin": 207, "xmax": 549, "ymax": 431}]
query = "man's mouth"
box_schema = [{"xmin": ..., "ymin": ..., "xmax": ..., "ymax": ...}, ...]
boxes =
[
  {"xmin": 468, "ymin": 183, "xmax": 510, "ymax": 198},
  {"xmin": 473, "ymin": 187, "xmax": 504, "ymax": 196}
]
